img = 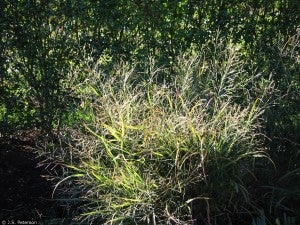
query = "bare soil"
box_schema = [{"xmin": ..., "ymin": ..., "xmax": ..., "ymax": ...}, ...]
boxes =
[{"xmin": 0, "ymin": 138, "xmax": 67, "ymax": 224}]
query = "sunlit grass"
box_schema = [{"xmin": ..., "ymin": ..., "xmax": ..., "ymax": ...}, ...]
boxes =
[{"xmin": 43, "ymin": 40, "xmax": 275, "ymax": 224}]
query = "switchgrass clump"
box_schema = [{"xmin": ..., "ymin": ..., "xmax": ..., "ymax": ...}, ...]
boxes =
[{"xmin": 51, "ymin": 41, "xmax": 274, "ymax": 224}]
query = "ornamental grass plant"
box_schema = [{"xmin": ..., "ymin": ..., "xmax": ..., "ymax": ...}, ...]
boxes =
[{"xmin": 43, "ymin": 40, "xmax": 275, "ymax": 225}]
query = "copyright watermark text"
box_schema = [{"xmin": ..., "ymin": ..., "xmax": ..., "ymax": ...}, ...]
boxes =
[{"xmin": 2, "ymin": 220, "xmax": 39, "ymax": 225}]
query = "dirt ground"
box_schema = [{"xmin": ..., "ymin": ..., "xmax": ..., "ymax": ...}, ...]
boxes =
[{"xmin": 0, "ymin": 138, "xmax": 67, "ymax": 224}]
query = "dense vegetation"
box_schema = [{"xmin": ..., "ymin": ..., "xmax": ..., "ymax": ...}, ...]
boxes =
[{"xmin": 0, "ymin": 0, "xmax": 299, "ymax": 224}]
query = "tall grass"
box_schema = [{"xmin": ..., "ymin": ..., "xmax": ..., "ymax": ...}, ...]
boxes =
[{"xmin": 43, "ymin": 40, "xmax": 275, "ymax": 224}]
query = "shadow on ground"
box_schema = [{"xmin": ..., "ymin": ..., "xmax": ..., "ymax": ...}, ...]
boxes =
[{"xmin": 0, "ymin": 138, "xmax": 68, "ymax": 224}]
